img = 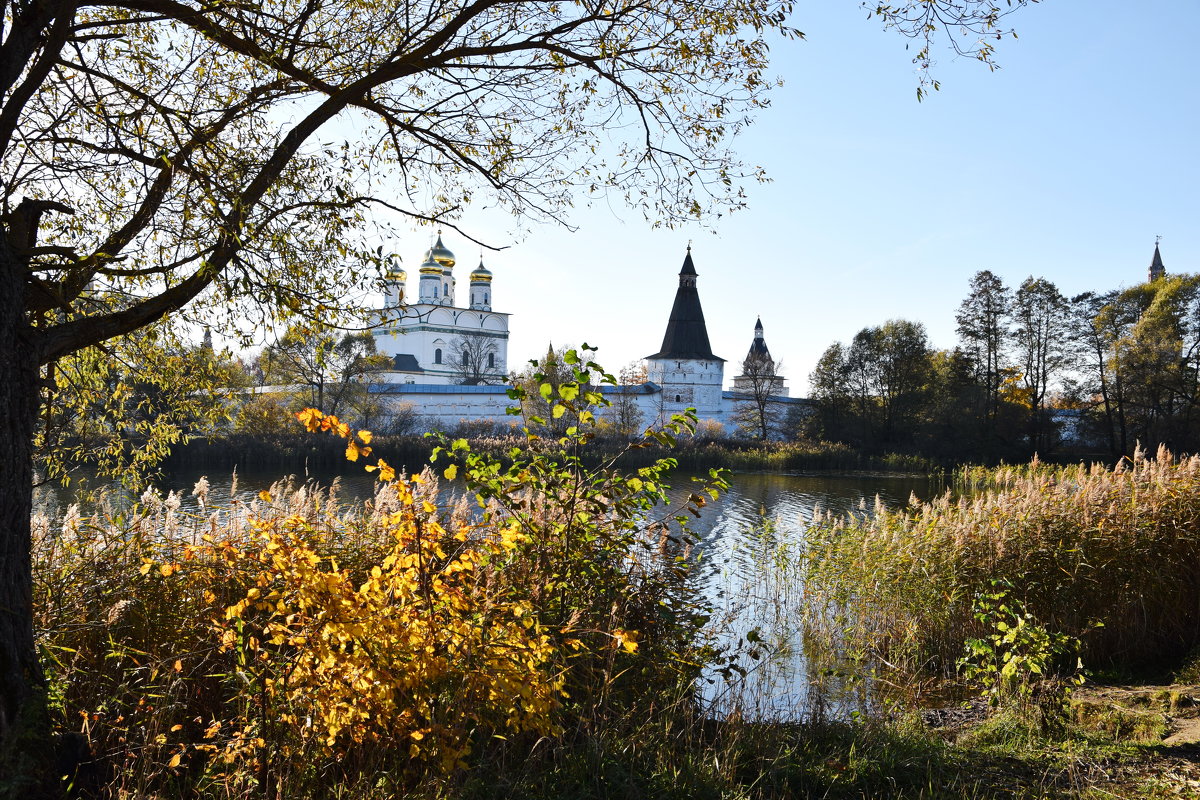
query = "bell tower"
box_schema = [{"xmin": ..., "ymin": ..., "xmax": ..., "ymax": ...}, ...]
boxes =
[{"xmin": 644, "ymin": 245, "xmax": 725, "ymax": 421}]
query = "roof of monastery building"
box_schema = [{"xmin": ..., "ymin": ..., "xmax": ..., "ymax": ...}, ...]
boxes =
[{"xmin": 646, "ymin": 247, "xmax": 724, "ymax": 361}]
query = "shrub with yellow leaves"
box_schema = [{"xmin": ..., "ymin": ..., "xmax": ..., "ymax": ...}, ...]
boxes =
[{"xmin": 214, "ymin": 463, "xmax": 563, "ymax": 775}]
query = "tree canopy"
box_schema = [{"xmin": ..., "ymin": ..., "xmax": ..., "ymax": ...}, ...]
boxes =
[{"xmin": 11, "ymin": 0, "xmax": 807, "ymax": 369}]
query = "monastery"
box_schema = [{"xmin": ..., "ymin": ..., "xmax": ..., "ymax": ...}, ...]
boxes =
[{"xmin": 367, "ymin": 235, "xmax": 805, "ymax": 432}]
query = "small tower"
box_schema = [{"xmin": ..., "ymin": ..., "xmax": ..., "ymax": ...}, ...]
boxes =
[
  {"xmin": 469, "ymin": 257, "xmax": 493, "ymax": 311},
  {"xmin": 733, "ymin": 317, "xmax": 788, "ymax": 397},
  {"xmin": 417, "ymin": 249, "xmax": 442, "ymax": 303},
  {"xmin": 645, "ymin": 246, "xmax": 725, "ymax": 421},
  {"xmin": 428, "ymin": 233, "xmax": 456, "ymax": 306},
  {"xmin": 1149, "ymin": 240, "xmax": 1166, "ymax": 282},
  {"xmin": 747, "ymin": 318, "xmax": 769, "ymax": 361},
  {"xmin": 384, "ymin": 262, "xmax": 407, "ymax": 308}
]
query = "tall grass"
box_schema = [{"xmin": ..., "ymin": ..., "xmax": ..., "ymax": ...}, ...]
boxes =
[
  {"xmin": 33, "ymin": 454, "xmax": 717, "ymax": 798},
  {"xmin": 803, "ymin": 445, "xmax": 1200, "ymax": 682},
  {"xmin": 35, "ymin": 453, "xmax": 1196, "ymax": 798}
]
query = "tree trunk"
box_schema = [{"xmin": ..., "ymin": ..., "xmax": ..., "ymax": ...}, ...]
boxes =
[{"xmin": 0, "ymin": 237, "xmax": 55, "ymax": 795}]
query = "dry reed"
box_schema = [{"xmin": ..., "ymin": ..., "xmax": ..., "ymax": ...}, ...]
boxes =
[{"xmin": 804, "ymin": 445, "xmax": 1200, "ymax": 678}]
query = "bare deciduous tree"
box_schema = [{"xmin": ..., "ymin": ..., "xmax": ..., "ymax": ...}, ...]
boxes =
[
  {"xmin": 732, "ymin": 353, "xmax": 786, "ymax": 441},
  {"xmin": 447, "ymin": 332, "xmax": 502, "ymax": 385}
]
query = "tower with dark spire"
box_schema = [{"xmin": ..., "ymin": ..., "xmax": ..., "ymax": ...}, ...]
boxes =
[
  {"xmin": 732, "ymin": 317, "xmax": 788, "ymax": 397},
  {"xmin": 646, "ymin": 246, "xmax": 718, "ymax": 360},
  {"xmin": 746, "ymin": 318, "xmax": 769, "ymax": 361},
  {"xmin": 645, "ymin": 247, "xmax": 725, "ymax": 421},
  {"xmin": 1149, "ymin": 240, "xmax": 1166, "ymax": 282}
]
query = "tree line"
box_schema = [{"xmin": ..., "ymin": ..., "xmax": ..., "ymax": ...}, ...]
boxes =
[{"xmin": 804, "ymin": 266, "xmax": 1200, "ymax": 462}]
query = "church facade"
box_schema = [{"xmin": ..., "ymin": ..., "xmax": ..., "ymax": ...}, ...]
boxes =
[
  {"xmin": 371, "ymin": 234, "xmax": 511, "ymax": 385},
  {"xmin": 366, "ymin": 237, "xmax": 803, "ymax": 431}
]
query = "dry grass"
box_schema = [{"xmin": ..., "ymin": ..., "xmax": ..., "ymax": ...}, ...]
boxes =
[
  {"xmin": 33, "ymin": 463, "xmax": 712, "ymax": 798},
  {"xmin": 804, "ymin": 445, "xmax": 1200, "ymax": 681}
]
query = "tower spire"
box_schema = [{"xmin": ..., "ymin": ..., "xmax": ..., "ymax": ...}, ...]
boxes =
[
  {"xmin": 646, "ymin": 247, "xmax": 719, "ymax": 360},
  {"xmin": 1149, "ymin": 239, "xmax": 1166, "ymax": 282},
  {"xmin": 747, "ymin": 318, "xmax": 769, "ymax": 361}
]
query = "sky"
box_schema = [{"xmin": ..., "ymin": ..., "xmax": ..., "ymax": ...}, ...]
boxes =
[{"xmin": 373, "ymin": 1, "xmax": 1200, "ymax": 395}]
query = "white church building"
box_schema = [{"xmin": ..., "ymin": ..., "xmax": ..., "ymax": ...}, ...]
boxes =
[
  {"xmin": 371, "ymin": 233, "xmax": 510, "ymax": 385},
  {"xmin": 366, "ymin": 236, "xmax": 805, "ymax": 431}
]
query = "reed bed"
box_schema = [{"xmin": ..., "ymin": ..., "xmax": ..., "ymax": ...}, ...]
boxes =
[
  {"xmin": 32, "ymin": 456, "xmax": 720, "ymax": 798},
  {"xmin": 34, "ymin": 461, "xmax": 1194, "ymax": 798},
  {"xmin": 803, "ymin": 445, "xmax": 1200, "ymax": 681}
]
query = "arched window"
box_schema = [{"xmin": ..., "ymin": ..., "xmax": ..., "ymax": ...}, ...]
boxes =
[
  {"xmin": 444, "ymin": 282, "xmax": 449, "ymax": 295},
  {"xmin": 434, "ymin": 348, "xmax": 442, "ymax": 364},
  {"xmin": 433, "ymin": 286, "xmax": 438, "ymax": 298},
  {"xmin": 484, "ymin": 293, "xmax": 489, "ymax": 305},
  {"xmin": 487, "ymin": 353, "xmax": 495, "ymax": 368},
  {"xmin": 462, "ymin": 351, "xmax": 469, "ymax": 366},
  {"xmin": 675, "ymin": 394, "xmax": 681, "ymax": 403}
]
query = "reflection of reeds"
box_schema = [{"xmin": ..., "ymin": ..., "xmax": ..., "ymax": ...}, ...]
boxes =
[
  {"xmin": 803, "ymin": 445, "xmax": 1200, "ymax": 684},
  {"xmin": 700, "ymin": 514, "xmax": 880, "ymax": 726}
]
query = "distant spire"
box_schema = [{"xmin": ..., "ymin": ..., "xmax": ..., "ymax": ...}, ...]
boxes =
[
  {"xmin": 747, "ymin": 318, "xmax": 770, "ymax": 360},
  {"xmin": 679, "ymin": 247, "xmax": 697, "ymax": 278},
  {"xmin": 1149, "ymin": 240, "xmax": 1166, "ymax": 282}
]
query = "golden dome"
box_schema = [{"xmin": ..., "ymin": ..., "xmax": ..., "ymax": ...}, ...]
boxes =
[
  {"xmin": 386, "ymin": 266, "xmax": 407, "ymax": 282},
  {"xmin": 428, "ymin": 233, "xmax": 455, "ymax": 269},
  {"xmin": 418, "ymin": 251, "xmax": 442, "ymax": 275},
  {"xmin": 470, "ymin": 257, "xmax": 492, "ymax": 282}
]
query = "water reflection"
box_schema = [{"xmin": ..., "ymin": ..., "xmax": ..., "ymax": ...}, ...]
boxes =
[{"xmin": 679, "ymin": 472, "xmax": 934, "ymax": 720}]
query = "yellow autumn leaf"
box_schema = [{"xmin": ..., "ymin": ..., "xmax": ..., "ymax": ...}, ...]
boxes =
[
  {"xmin": 168, "ymin": 753, "xmax": 182, "ymax": 769},
  {"xmin": 346, "ymin": 440, "xmax": 360, "ymax": 462},
  {"xmin": 295, "ymin": 408, "xmax": 323, "ymax": 432},
  {"xmin": 258, "ymin": 490, "xmax": 272, "ymax": 502},
  {"xmin": 358, "ymin": 430, "xmax": 373, "ymax": 444},
  {"xmin": 443, "ymin": 464, "xmax": 458, "ymax": 480}
]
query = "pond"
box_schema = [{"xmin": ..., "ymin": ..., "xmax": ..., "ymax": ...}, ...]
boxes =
[{"xmin": 34, "ymin": 464, "xmax": 939, "ymax": 720}]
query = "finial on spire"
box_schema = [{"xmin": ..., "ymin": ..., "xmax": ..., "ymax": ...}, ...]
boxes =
[
  {"xmin": 1156, "ymin": 234, "xmax": 1163, "ymax": 246},
  {"xmin": 686, "ymin": 239, "xmax": 692, "ymax": 253}
]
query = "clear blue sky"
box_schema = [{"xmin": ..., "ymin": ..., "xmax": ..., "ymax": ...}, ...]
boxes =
[{"xmin": 387, "ymin": 1, "xmax": 1200, "ymax": 394}]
